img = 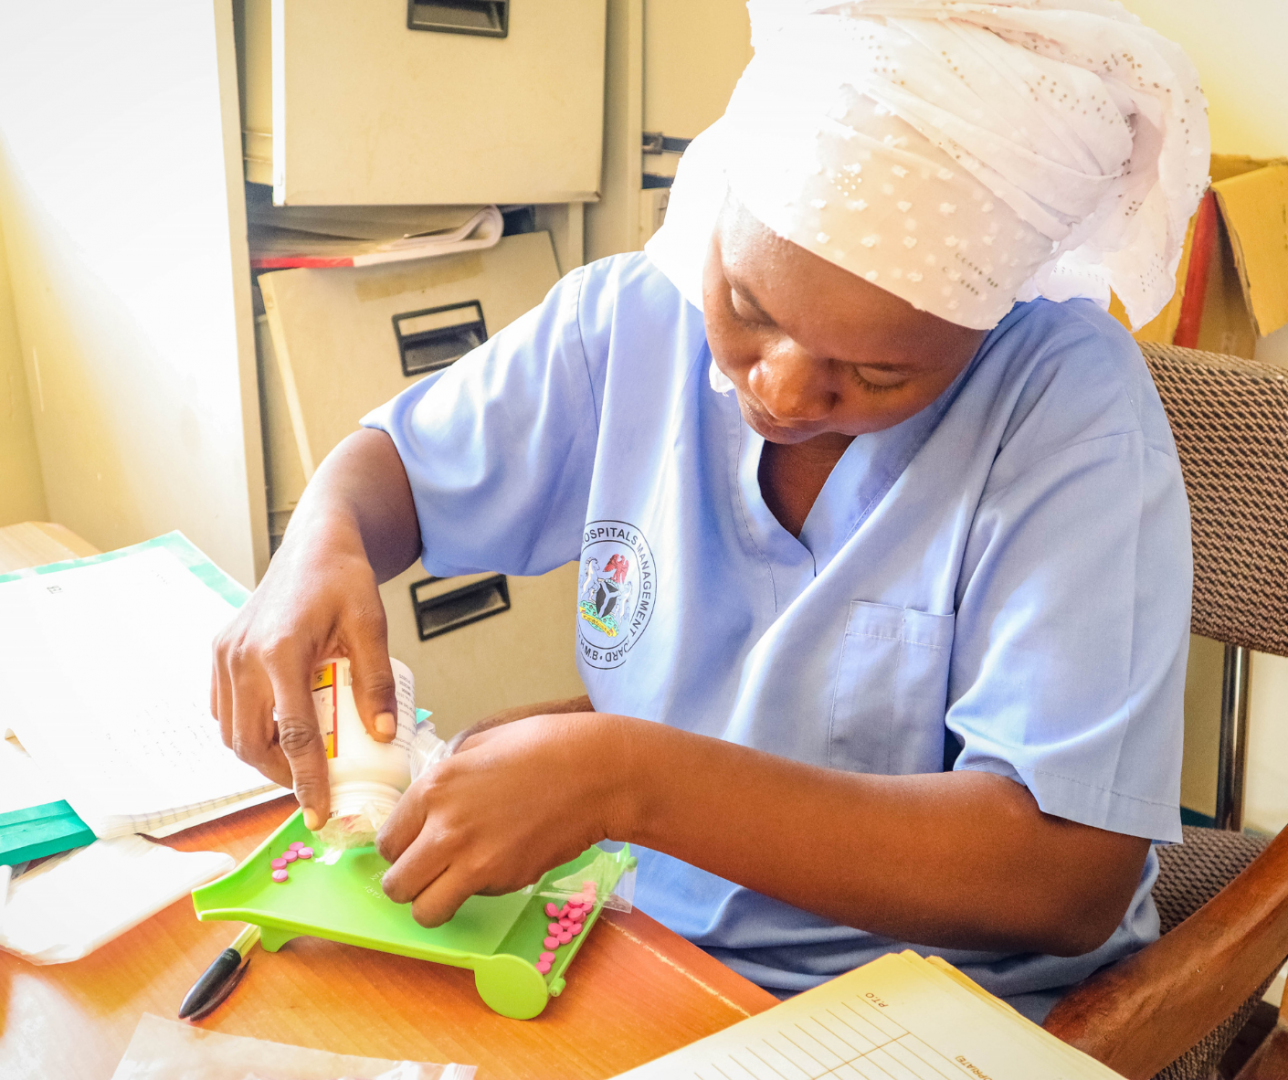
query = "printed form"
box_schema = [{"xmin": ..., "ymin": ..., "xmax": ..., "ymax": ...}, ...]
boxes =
[{"xmin": 614, "ymin": 952, "xmax": 1122, "ymax": 1080}]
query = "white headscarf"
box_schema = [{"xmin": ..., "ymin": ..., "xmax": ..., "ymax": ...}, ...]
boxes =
[{"xmin": 646, "ymin": 0, "xmax": 1209, "ymax": 332}]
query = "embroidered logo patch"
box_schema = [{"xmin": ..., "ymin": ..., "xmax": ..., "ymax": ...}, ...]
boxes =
[{"xmin": 577, "ymin": 520, "xmax": 656, "ymax": 669}]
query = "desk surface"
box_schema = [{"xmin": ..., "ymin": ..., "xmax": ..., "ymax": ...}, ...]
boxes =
[{"xmin": 0, "ymin": 522, "xmax": 777, "ymax": 1079}]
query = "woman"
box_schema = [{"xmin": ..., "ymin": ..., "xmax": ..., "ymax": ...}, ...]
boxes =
[{"xmin": 212, "ymin": 0, "xmax": 1207, "ymax": 1021}]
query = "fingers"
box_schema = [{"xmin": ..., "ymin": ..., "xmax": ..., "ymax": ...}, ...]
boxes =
[
  {"xmin": 380, "ymin": 813, "xmax": 449, "ymax": 905},
  {"xmin": 230, "ymin": 664, "xmax": 294, "ymax": 790},
  {"xmin": 410, "ymin": 864, "xmax": 480, "ymax": 928},
  {"xmin": 264, "ymin": 647, "xmax": 332, "ymax": 830},
  {"xmin": 380, "ymin": 819, "xmax": 485, "ymax": 929},
  {"xmin": 213, "ymin": 635, "xmax": 293, "ymax": 789},
  {"xmin": 346, "ymin": 604, "xmax": 398, "ymax": 742},
  {"xmin": 212, "ymin": 639, "xmax": 232, "ymax": 748},
  {"xmin": 376, "ymin": 778, "xmax": 434, "ymax": 865}
]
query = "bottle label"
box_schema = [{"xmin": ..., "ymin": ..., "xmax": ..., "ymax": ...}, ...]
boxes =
[{"xmin": 312, "ymin": 662, "xmax": 338, "ymax": 759}]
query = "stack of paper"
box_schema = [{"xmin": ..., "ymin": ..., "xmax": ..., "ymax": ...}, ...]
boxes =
[
  {"xmin": 246, "ymin": 188, "xmax": 504, "ymax": 269},
  {"xmin": 0, "ymin": 837, "xmax": 235, "ymax": 964},
  {"xmin": 612, "ymin": 950, "xmax": 1123, "ymax": 1079},
  {"xmin": 0, "ymin": 533, "xmax": 285, "ymax": 839}
]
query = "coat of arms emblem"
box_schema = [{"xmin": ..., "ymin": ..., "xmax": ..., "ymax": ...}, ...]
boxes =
[{"xmin": 577, "ymin": 520, "xmax": 656, "ymax": 669}]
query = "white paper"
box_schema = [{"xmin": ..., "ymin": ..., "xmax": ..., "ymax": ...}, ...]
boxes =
[
  {"xmin": 0, "ymin": 836, "xmax": 233, "ymax": 963},
  {"xmin": 0, "ymin": 734, "xmax": 63, "ymax": 814},
  {"xmin": 0, "ymin": 547, "xmax": 283, "ymax": 835}
]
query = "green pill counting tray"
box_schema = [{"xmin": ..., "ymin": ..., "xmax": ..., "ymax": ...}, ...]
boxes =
[{"xmin": 191, "ymin": 808, "xmax": 636, "ymax": 1019}]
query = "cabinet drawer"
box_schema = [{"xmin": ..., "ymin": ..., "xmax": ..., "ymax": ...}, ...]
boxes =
[
  {"xmin": 240, "ymin": 0, "xmax": 607, "ymax": 205},
  {"xmin": 259, "ymin": 230, "xmax": 559, "ymax": 478}
]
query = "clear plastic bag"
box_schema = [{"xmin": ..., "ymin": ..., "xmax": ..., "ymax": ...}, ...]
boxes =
[
  {"xmin": 536, "ymin": 845, "xmax": 636, "ymax": 914},
  {"xmin": 408, "ymin": 713, "xmax": 451, "ymax": 780},
  {"xmin": 110, "ymin": 1013, "xmax": 475, "ymax": 1079}
]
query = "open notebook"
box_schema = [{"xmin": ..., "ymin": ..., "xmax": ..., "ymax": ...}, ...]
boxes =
[
  {"xmin": 0, "ymin": 533, "xmax": 284, "ymax": 838},
  {"xmin": 613, "ymin": 951, "xmax": 1122, "ymax": 1079}
]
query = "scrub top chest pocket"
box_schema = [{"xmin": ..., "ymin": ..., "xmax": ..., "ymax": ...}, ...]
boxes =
[{"xmin": 829, "ymin": 601, "xmax": 956, "ymax": 776}]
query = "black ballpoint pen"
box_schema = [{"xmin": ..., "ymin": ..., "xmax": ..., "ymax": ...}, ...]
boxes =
[{"xmin": 179, "ymin": 924, "xmax": 260, "ymax": 1020}]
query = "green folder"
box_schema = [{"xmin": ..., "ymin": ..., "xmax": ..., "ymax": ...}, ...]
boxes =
[{"xmin": 0, "ymin": 799, "xmax": 96, "ymax": 865}]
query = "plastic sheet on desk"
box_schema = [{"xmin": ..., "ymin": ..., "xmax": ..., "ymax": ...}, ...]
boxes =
[
  {"xmin": 0, "ymin": 836, "xmax": 233, "ymax": 963},
  {"xmin": 111, "ymin": 1014, "xmax": 477, "ymax": 1080}
]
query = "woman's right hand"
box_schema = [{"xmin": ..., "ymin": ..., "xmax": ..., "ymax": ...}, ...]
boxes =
[{"xmin": 209, "ymin": 429, "xmax": 423, "ymax": 829}]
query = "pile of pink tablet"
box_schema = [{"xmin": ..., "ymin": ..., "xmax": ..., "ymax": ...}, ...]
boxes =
[
  {"xmin": 534, "ymin": 881, "xmax": 598, "ymax": 974},
  {"xmin": 270, "ymin": 840, "xmax": 314, "ymax": 883}
]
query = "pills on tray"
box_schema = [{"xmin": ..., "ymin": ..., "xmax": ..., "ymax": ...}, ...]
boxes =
[
  {"xmin": 534, "ymin": 890, "xmax": 602, "ymax": 968},
  {"xmin": 267, "ymin": 838, "xmax": 319, "ymax": 883}
]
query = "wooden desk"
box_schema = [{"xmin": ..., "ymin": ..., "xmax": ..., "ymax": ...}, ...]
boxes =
[{"xmin": 0, "ymin": 522, "xmax": 777, "ymax": 1079}]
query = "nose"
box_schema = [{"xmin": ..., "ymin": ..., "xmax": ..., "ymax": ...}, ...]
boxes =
[{"xmin": 747, "ymin": 344, "xmax": 833, "ymax": 426}]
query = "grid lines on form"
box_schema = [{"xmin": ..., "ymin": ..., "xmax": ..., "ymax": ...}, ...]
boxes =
[{"xmin": 690, "ymin": 991, "xmax": 968, "ymax": 1080}]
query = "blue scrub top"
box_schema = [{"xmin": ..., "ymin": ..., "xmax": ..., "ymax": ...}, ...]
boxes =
[{"xmin": 364, "ymin": 252, "xmax": 1190, "ymax": 1019}]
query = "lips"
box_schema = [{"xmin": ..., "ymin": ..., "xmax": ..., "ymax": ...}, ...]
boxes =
[{"xmin": 739, "ymin": 398, "xmax": 824, "ymax": 442}]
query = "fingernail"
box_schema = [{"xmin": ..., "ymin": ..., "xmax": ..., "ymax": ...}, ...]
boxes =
[
  {"xmin": 303, "ymin": 808, "xmax": 321, "ymax": 831},
  {"xmin": 375, "ymin": 712, "xmax": 396, "ymax": 737}
]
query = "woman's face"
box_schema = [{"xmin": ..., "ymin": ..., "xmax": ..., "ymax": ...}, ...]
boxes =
[{"xmin": 703, "ymin": 198, "xmax": 989, "ymax": 445}]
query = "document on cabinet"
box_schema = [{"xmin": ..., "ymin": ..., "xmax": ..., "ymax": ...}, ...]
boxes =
[{"xmin": 612, "ymin": 951, "xmax": 1123, "ymax": 1079}]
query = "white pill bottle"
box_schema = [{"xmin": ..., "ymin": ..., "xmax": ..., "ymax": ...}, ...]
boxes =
[{"xmin": 311, "ymin": 655, "xmax": 416, "ymax": 829}]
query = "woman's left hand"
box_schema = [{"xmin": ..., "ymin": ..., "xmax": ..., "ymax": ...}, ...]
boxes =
[{"xmin": 376, "ymin": 712, "xmax": 632, "ymax": 927}]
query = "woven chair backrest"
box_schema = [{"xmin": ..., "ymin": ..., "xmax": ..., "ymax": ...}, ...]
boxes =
[{"xmin": 1141, "ymin": 341, "xmax": 1288, "ymax": 658}]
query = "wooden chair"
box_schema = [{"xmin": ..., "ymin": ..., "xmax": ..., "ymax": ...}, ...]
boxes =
[{"xmin": 1043, "ymin": 342, "xmax": 1288, "ymax": 1079}]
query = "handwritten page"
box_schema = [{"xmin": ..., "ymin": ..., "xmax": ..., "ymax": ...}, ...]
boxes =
[
  {"xmin": 613, "ymin": 952, "xmax": 1122, "ymax": 1080},
  {"xmin": 0, "ymin": 544, "xmax": 283, "ymax": 837}
]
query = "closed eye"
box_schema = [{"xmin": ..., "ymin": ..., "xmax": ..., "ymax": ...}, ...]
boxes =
[
  {"xmin": 730, "ymin": 288, "xmax": 774, "ymax": 328},
  {"xmin": 847, "ymin": 364, "xmax": 906, "ymax": 393}
]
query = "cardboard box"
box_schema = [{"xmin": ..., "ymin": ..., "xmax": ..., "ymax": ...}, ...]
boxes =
[{"xmin": 1110, "ymin": 155, "xmax": 1288, "ymax": 358}]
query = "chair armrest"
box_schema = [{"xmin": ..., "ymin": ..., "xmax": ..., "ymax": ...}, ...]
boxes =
[{"xmin": 1043, "ymin": 828, "xmax": 1288, "ymax": 1079}]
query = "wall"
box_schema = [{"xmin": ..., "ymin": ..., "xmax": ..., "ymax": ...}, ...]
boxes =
[
  {"xmin": 0, "ymin": 2, "xmax": 268, "ymax": 588},
  {"xmin": 1121, "ymin": 0, "xmax": 1288, "ymax": 833},
  {"xmin": 0, "ymin": 210, "xmax": 46, "ymax": 528},
  {"xmin": 1119, "ymin": 0, "xmax": 1288, "ymax": 160}
]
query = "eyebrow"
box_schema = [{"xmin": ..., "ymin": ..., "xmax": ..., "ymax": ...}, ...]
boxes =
[{"xmin": 728, "ymin": 272, "xmax": 916, "ymax": 375}]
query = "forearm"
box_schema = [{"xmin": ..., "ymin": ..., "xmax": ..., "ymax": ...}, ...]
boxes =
[
  {"xmin": 281, "ymin": 428, "xmax": 422, "ymax": 583},
  {"xmin": 448, "ymin": 695, "xmax": 593, "ymax": 752},
  {"xmin": 606, "ymin": 718, "xmax": 1148, "ymax": 957}
]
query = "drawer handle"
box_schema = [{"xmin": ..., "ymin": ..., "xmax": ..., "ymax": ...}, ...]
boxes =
[
  {"xmin": 407, "ymin": 0, "xmax": 509, "ymax": 37},
  {"xmin": 411, "ymin": 575, "xmax": 511, "ymax": 641},
  {"xmin": 393, "ymin": 301, "xmax": 487, "ymax": 377}
]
